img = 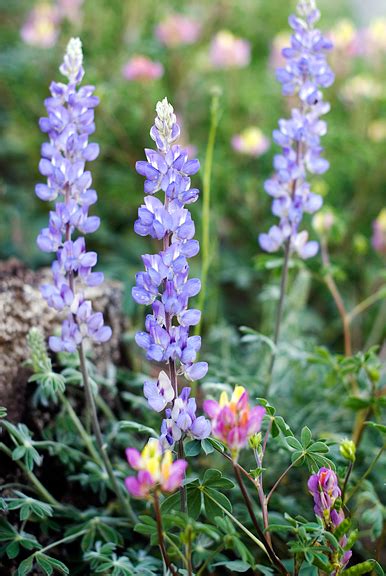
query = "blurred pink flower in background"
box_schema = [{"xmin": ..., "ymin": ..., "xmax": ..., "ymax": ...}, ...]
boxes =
[
  {"xmin": 57, "ymin": 0, "xmax": 84, "ymax": 23},
  {"xmin": 122, "ymin": 55, "xmax": 164, "ymax": 82},
  {"xmin": 209, "ymin": 31, "xmax": 251, "ymax": 69},
  {"xmin": 156, "ymin": 13, "xmax": 201, "ymax": 47},
  {"xmin": 372, "ymin": 208, "xmax": 386, "ymax": 255},
  {"xmin": 20, "ymin": 3, "xmax": 59, "ymax": 48},
  {"xmin": 269, "ymin": 32, "xmax": 291, "ymax": 70},
  {"xmin": 231, "ymin": 127, "xmax": 269, "ymax": 158}
]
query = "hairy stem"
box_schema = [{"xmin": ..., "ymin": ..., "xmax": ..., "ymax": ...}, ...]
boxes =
[
  {"xmin": 232, "ymin": 463, "xmax": 288, "ymax": 575},
  {"xmin": 253, "ymin": 449, "xmax": 272, "ymax": 547},
  {"xmin": 153, "ymin": 491, "xmax": 179, "ymax": 576},
  {"xmin": 78, "ymin": 342, "xmax": 136, "ymax": 523}
]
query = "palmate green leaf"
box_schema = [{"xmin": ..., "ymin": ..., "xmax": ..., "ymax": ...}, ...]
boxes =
[
  {"xmin": 17, "ymin": 556, "xmax": 34, "ymax": 576},
  {"xmin": 35, "ymin": 552, "xmax": 69, "ymax": 575},
  {"xmin": 134, "ymin": 516, "xmax": 158, "ymax": 537},
  {"xmin": 203, "ymin": 469, "xmax": 235, "ymax": 490},
  {"xmin": 2, "ymin": 421, "xmax": 42, "ymax": 471},
  {"xmin": 286, "ymin": 436, "xmax": 302, "ymax": 450},
  {"xmin": 0, "ymin": 407, "xmax": 7, "ymax": 418},
  {"xmin": 6, "ymin": 491, "xmax": 53, "ymax": 521},
  {"xmin": 301, "ymin": 426, "xmax": 313, "ymax": 448},
  {"xmin": 119, "ymin": 421, "xmax": 158, "ymax": 437},
  {"xmin": 203, "ymin": 487, "xmax": 232, "ymax": 519},
  {"xmin": 201, "ymin": 438, "xmax": 214, "ymax": 454},
  {"xmin": 185, "ymin": 439, "xmax": 201, "ymax": 456}
]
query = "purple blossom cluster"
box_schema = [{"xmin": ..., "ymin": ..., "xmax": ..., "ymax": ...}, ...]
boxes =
[
  {"xmin": 36, "ymin": 38, "xmax": 111, "ymax": 352},
  {"xmin": 133, "ymin": 98, "xmax": 210, "ymax": 448},
  {"xmin": 308, "ymin": 468, "xmax": 352, "ymax": 571},
  {"xmin": 259, "ymin": 0, "xmax": 334, "ymax": 259}
]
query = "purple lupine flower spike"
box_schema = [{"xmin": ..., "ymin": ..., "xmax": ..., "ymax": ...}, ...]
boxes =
[
  {"xmin": 308, "ymin": 468, "xmax": 352, "ymax": 572},
  {"xmin": 259, "ymin": 0, "xmax": 334, "ymax": 259},
  {"xmin": 36, "ymin": 38, "xmax": 111, "ymax": 352},
  {"xmin": 133, "ymin": 98, "xmax": 210, "ymax": 448}
]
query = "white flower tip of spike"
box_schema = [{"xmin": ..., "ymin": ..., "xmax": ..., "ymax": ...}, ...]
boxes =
[
  {"xmin": 60, "ymin": 37, "xmax": 84, "ymax": 83},
  {"xmin": 155, "ymin": 97, "xmax": 177, "ymax": 135},
  {"xmin": 297, "ymin": 0, "xmax": 317, "ymax": 17}
]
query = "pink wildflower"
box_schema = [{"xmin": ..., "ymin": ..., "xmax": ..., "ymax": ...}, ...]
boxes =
[
  {"xmin": 125, "ymin": 438, "xmax": 187, "ymax": 499},
  {"xmin": 122, "ymin": 55, "xmax": 164, "ymax": 82},
  {"xmin": 203, "ymin": 386, "xmax": 265, "ymax": 458},
  {"xmin": 156, "ymin": 14, "xmax": 201, "ymax": 47}
]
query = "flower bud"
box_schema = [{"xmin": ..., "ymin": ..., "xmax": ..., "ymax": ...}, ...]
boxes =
[
  {"xmin": 249, "ymin": 432, "xmax": 262, "ymax": 450},
  {"xmin": 339, "ymin": 439, "xmax": 356, "ymax": 462}
]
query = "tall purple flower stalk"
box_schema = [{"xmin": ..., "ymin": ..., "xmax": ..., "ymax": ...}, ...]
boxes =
[
  {"xmin": 259, "ymin": 0, "xmax": 334, "ymax": 259},
  {"xmin": 36, "ymin": 37, "xmax": 111, "ymax": 352},
  {"xmin": 133, "ymin": 98, "xmax": 210, "ymax": 449}
]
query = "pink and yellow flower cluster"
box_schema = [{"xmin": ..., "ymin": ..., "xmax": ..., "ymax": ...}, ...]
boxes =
[
  {"xmin": 204, "ymin": 386, "xmax": 265, "ymax": 458},
  {"xmin": 125, "ymin": 438, "xmax": 187, "ymax": 499}
]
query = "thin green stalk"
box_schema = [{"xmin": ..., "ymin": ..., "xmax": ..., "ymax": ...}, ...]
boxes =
[
  {"xmin": 59, "ymin": 391, "xmax": 102, "ymax": 465},
  {"xmin": 347, "ymin": 286, "xmax": 386, "ymax": 323},
  {"xmin": 195, "ymin": 90, "xmax": 221, "ymax": 338},
  {"xmin": 196, "ymin": 543, "xmax": 224, "ymax": 576},
  {"xmin": 164, "ymin": 533, "xmax": 188, "ymax": 567},
  {"xmin": 232, "ymin": 464, "xmax": 287, "ymax": 575},
  {"xmin": 341, "ymin": 460, "xmax": 354, "ymax": 504},
  {"xmin": 265, "ymin": 238, "xmax": 291, "ymax": 393},
  {"xmin": 0, "ymin": 443, "xmax": 60, "ymax": 507},
  {"xmin": 201, "ymin": 486, "xmax": 268, "ymax": 556},
  {"xmin": 345, "ymin": 443, "xmax": 385, "ymax": 504},
  {"xmin": 32, "ymin": 528, "xmax": 87, "ymax": 556},
  {"xmin": 78, "ymin": 343, "xmax": 137, "ymax": 523},
  {"xmin": 266, "ymin": 455, "xmax": 304, "ymax": 504}
]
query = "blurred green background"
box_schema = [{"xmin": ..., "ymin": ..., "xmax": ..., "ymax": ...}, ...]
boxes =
[{"xmin": 0, "ymin": 0, "xmax": 385, "ymax": 353}]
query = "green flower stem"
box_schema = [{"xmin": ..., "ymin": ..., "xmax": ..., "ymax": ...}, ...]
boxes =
[
  {"xmin": 195, "ymin": 90, "xmax": 221, "ymax": 338},
  {"xmin": 253, "ymin": 449, "xmax": 271, "ymax": 547},
  {"xmin": 78, "ymin": 342, "xmax": 136, "ymax": 524},
  {"xmin": 164, "ymin": 533, "xmax": 188, "ymax": 567},
  {"xmin": 341, "ymin": 460, "xmax": 354, "ymax": 504},
  {"xmin": 345, "ymin": 443, "xmax": 385, "ymax": 504},
  {"xmin": 201, "ymin": 486, "xmax": 268, "ymax": 557},
  {"xmin": 232, "ymin": 463, "xmax": 288, "ymax": 575},
  {"xmin": 0, "ymin": 443, "xmax": 60, "ymax": 507},
  {"xmin": 196, "ymin": 543, "xmax": 224, "ymax": 576},
  {"xmin": 153, "ymin": 491, "xmax": 179, "ymax": 576},
  {"xmin": 266, "ymin": 238, "xmax": 291, "ymax": 389},
  {"xmin": 266, "ymin": 455, "xmax": 304, "ymax": 504},
  {"xmin": 347, "ymin": 286, "xmax": 386, "ymax": 323},
  {"xmin": 58, "ymin": 390, "xmax": 102, "ymax": 466},
  {"xmin": 32, "ymin": 528, "xmax": 87, "ymax": 556}
]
